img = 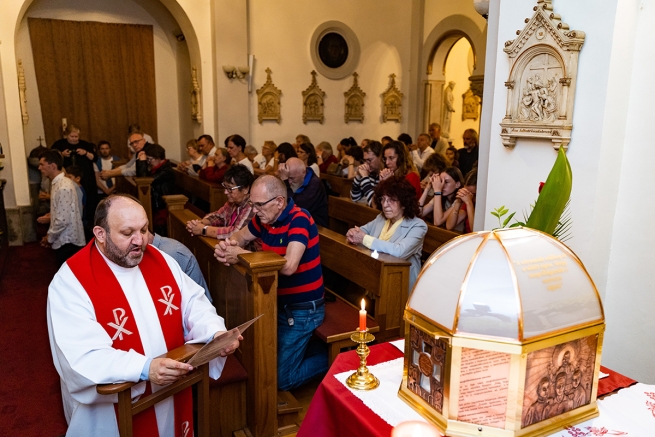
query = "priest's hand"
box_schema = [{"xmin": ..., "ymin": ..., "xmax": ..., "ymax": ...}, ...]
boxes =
[
  {"xmin": 213, "ymin": 333, "xmax": 244, "ymax": 357},
  {"xmin": 148, "ymin": 358, "xmax": 194, "ymax": 385}
]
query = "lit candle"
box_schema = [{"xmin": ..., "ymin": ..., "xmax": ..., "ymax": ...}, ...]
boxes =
[
  {"xmin": 359, "ymin": 299, "xmax": 366, "ymax": 332},
  {"xmin": 391, "ymin": 421, "xmax": 440, "ymax": 437}
]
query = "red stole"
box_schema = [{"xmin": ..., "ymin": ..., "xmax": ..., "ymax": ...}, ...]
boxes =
[{"xmin": 67, "ymin": 241, "xmax": 193, "ymax": 437}]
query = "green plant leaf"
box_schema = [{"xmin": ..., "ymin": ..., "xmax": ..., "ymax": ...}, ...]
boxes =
[
  {"xmin": 503, "ymin": 212, "xmax": 516, "ymax": 227},
  {"xmin": 491, "ymin": 211, "xmax": 499, "ymax": 218},
  {"xmin": 526, "ymin": 147, "xmax": 572, "ymax": 235}
]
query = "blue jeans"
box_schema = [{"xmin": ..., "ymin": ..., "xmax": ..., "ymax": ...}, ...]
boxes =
[{"xmin": 277, "ymin": 304, "xmax": 328, "ymax": 391}]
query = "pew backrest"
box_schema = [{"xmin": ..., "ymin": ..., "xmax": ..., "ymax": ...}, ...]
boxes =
[
  {"xmin": 318, "ymin": 225, "xmax": 410, "ymax": 341},
  {"xmin": 174, "ymin": 168, "xmax": 228, "ymax": 213},
  {"xmin": 327, "ymin": 196, "xmax": 461, "ymax": 258}
]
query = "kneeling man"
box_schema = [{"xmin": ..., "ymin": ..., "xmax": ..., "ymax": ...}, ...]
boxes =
[
  {"xmin": 47, "ymin": 194, "xmax": 239, "ymax": 437},
  {"xmin": 214, "ymin": 175, "xmax": 328, "ymax": 390}
]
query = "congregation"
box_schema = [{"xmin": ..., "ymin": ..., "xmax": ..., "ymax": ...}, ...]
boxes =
[{"xmin": 38, "ymin": 121, "xmax": 479, "ymax": 434}]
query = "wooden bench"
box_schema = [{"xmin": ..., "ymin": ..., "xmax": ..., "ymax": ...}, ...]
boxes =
[
  {"xmin": 115, "ymin": 176, "xmax": 154, "ymax": 232},
  {"xmin": 165, "ymin": 197, "xmax": 299, "ymax": 437},
  {"xmin": 318, "ymin": 225, "xmax": 410, "ymax": 342},
  {"xmin": 210, "ymin": 354, "xmax": 248, "ymax": 437},
  {"xmin": 314, "ymin": 290, "xmax": 380, "ymax": 364},
  {"xmin": 174, "ymin": 168, "xmax": 227, "ymax": 213},
  {"xmin": 327, "ymin": 195, "xmax": 462, "ymax": 258},
  {"xmin": 320, "ymin": 172, "xmax": 354, "ymax": 197}
]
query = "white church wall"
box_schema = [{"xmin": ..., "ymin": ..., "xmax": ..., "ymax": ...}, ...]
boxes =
[
  {"xmin": 247, "ymin": 0, "xmax": 413, "ymax": 151},
  {"xmin": 484, "ymin": 0, "xmax": 655, "ymax": 382},
  {"xmin": 601, "ymin": 0, "xmax": 655, "ymax": 384},
  {"xmin": 423, "ymin": 0, "xmax": 487, "ymax": 49}
]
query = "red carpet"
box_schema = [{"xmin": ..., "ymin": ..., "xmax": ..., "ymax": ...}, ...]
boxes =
[{"xmin": 0, "ymin": 243, "xmax": 67, "ymax": 437}]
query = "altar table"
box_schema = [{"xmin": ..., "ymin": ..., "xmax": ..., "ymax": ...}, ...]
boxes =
[{"xmin": 297, "ymin": 342, "xmax": 640, "ymax": 437}]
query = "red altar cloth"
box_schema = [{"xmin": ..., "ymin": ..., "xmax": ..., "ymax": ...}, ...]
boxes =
[{"xmin": 298, "ymin": 342, "xmax": 636, "ymax": 437}]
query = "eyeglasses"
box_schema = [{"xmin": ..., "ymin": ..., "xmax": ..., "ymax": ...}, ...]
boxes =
[
  {"xmin": 384, "ymin": 155, "xmax": 397, "ymax": 162},
  {"xmin": 221, "ymin": 183, "xmax": 242, "ymax": 192},
  {"xmin": 129, "ymin": 138, "xmax": 144, "ymax": 147},
  {"xmin": 379, "ymin": 196, "xmax": 398, "ymax": 205},
  {"xmin": 364, "ymin": 158, "xmax": 375, "ymax": 164},
  {"xmin": 247, "ymin": 196, "xmax": 279, "ymax": 209}
]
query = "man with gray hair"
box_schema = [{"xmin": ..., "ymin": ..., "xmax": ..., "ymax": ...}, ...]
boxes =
[
  {"xmin": 429, "ymin": 122, "xmax": 449, "ymax": 156},
  {"xmin": 214, "ymin": 175, "xmax": 327, "ymax": 390},
  {"xmin": 280, "ymin": 157, "xmax": 328, "ymax": 227}
]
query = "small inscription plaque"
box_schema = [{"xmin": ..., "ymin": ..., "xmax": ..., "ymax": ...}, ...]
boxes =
[{"xmin": 457, "ymin": 348, "xmax": 511, "ymax": 428}]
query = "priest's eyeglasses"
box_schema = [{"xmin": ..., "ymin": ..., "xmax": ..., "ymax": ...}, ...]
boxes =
[
  {"xmin": 247, "ymin": 196, "xmax": 279, "ymax": 209},
  {"xmin": 222, "ymin": 183, "xmax": 242, "ymax": 192}
]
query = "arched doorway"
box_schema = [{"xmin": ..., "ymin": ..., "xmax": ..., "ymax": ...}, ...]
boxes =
[{"xmin": 423, "ymin": 34, "xmax": 481, "ymax": 149}]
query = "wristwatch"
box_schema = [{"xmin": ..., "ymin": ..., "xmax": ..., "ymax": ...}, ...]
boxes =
[{"xmin": 202, "ymin": 225, "xmax": 209, "ymax": 236}]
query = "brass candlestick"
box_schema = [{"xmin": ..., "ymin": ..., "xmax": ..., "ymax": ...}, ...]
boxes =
[{"xmin": 346, "ymin": 329, "xmax": 379, "ymax": 390}]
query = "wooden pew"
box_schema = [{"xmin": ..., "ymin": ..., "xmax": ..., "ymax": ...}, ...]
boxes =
[
  {"xmin": 320, "ymin": 173, "xmax": 353, "ymax": 198},
  {"xmin": 327, "ymin": 196, "xmax": 461, "ymax": 258},
  {"xmin": 318, "ymin": 225, "xmax": 410, "ymax": 342},
  {"xmin": 165, "ymin": 196, "xmax": 289, "ymax": 437},
  {"xmin": 115, "ymin": 176, "xmax": 154, "ymax": 232},
  {"xmin": 173, "ymin": 168, "xmax": 228, "ymax": 213}
]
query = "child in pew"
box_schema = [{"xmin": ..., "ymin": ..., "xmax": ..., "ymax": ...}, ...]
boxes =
[
  {"xmin": 418, "ymin": 166, "xmax": 465, "ymax": 232},
  {"xmin": 346, "ymin": 176, "xmax": 427, "ymax": 292},
  {"xmin": 446, "ymin": 168, "xmax": 477, "ymax": 233}
]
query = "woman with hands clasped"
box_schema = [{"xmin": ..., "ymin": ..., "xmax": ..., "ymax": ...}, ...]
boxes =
[
  {"xmin": 446, "ymin": 169, "xmax": 477, "ymax": 233},
  {"xmin": 346, "ymin": 176, "xmax": 427, "ymax": 291},
  {"xmin": 186, "ymin": 164, "xmax": 255, "ymax": 240},
  {"xmin": 378, "ymin": 141, "xmax": 422, "ymax": 198},
  {"xmin": 418, "ymin": 166, "xmax": 465, "ymax": 232}
]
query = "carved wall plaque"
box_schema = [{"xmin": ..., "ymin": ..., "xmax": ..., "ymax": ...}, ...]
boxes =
[
  {"xmin": 462, "ymin": 88, "xmax": 480, "ymax": 121},
  {"xmin": 256, "ymin": 68, "xmax": 282, "ymax": 124},
  {"xmin": 302, "ymin": 71, "xmax": 325, "ymax": 124},
  {"xmin": 500, "ymin": 0, "xmax": 585, "ymax": 150},
  {"xmin": 190, "ymin": 66, "xmax": 202, "ymax": 123},
  {"xmin": 382, "ymin": 74, "xmax": 403, "ymax": 123},
  {"xmin": 344, "ymin": 72, "xmax": 365, "ymax": 123},
  {"xmin": 18, "ymin": 60, "xmax": 28, "ymax": 125}
]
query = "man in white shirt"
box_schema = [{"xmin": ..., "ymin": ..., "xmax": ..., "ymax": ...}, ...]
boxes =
[
  {"xmin": 410, "ymin": 133, "xmax": 435, "ymax": 172},
  {"xmin": 226, "ymin": 134, "xmax": 254, "ymax": 174},
  {"xmin": 429, "ymin": 123, "xmax": 449, "ymax": 157},
  {"xmin": 94, "ymin": 141, "xmax": 119, "ymax": 198},
  {"xmin": 47, "ymin": 194, "xmax": 240, "ymax": 437},
  {"xmin": 38, "ymin": 149, "xmax": 85, "ymax": 266}
]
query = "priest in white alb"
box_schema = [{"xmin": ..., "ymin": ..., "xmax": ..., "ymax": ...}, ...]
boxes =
[{"xmin": 47, "ymin": 193, "xmax": 240, "ymax": 437}]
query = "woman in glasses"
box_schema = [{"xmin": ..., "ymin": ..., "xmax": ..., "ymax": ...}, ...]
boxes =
[
  {"xmin": 186, "ymin": 164, "xmax": 256, "ymax": 240},
  {"xmin": 346, "ymin": 176, "xmax": 427, "ymax": 291}
]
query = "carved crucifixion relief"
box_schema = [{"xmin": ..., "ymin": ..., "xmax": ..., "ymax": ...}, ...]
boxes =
[{"xmin": 500, "ymin": 0, "xmax": 585, "ymax": 150}]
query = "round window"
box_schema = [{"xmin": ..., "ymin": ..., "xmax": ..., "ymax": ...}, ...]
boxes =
[{"xmin": 311, "ymin": 22, "xmax": 360, "ymax": 80}]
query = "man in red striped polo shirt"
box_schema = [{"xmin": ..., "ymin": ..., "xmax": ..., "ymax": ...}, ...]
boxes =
[{"xmin": 215, "ymin": 175, "xmax": 328, "ymax": 390}]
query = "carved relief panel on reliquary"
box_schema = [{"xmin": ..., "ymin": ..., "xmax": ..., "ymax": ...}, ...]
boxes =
[
  {"xmin": 302, "ymin": 71, "xmax": 326, "ymax": 124},
  {"xmin": 256, "ymin": 68, "xmax": 282, "ymax": 124},
  {"xmin": 500, "ymin": 0, "xmax": 585, "ymax": 150}
]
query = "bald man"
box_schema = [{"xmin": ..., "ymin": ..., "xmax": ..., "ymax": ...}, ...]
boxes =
[
  {"xmin": 214, "ymin": 176, "xmax": 328, "ymax": 390},
  {"xmin": 47, "ymin": 194, "xmax": 239, "ymax": 436},
  {"xmin": 283, "ymin": 157, "xmax": 328, "ymax": 227}
]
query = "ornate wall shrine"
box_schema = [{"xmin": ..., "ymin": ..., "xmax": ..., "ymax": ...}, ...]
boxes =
[
  {"xmin": 500, "ymin": 0, "xmax": 585, "ymax": 150},
  {"xmin": 399, "ymin": 228, "xmax": 605, "ymax": 437}
]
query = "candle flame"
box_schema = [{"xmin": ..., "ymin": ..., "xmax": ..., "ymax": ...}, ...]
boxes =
[{"xmin": 361, "ymin": 299, "xmax": 365, "ymax": 310}]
